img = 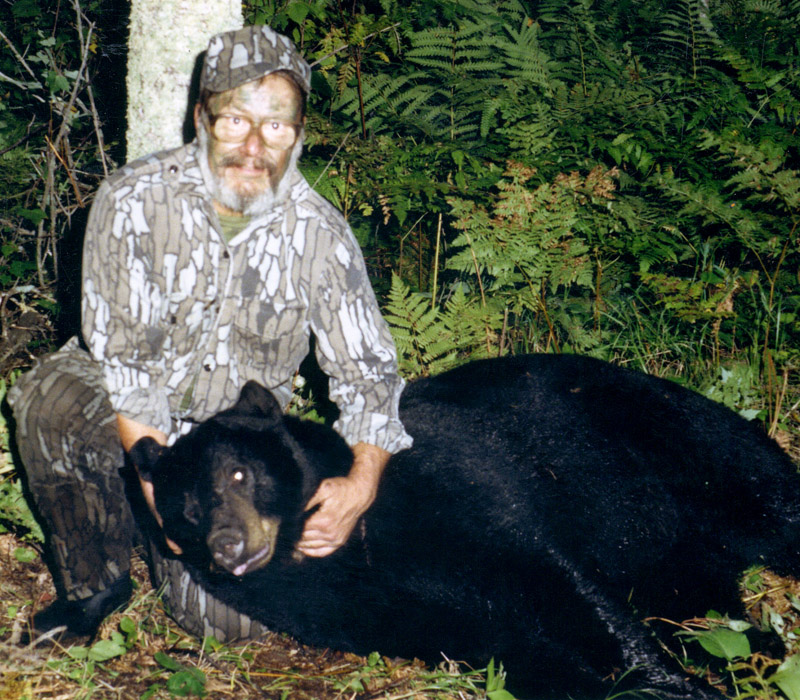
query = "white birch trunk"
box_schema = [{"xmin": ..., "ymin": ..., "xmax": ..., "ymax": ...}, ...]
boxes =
[{"xmin": 126, "ymin": 0, "xmax": 243, "ymax": 161}]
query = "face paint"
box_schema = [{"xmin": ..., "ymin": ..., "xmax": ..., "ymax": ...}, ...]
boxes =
[{"xmin": 197, "ymin": 74, "xmax": 305, "ymax": 217}]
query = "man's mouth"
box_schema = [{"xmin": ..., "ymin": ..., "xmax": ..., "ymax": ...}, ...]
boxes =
[{"xmin": 221, "ymin": 156, "xmax": 273, "ymax": 179}]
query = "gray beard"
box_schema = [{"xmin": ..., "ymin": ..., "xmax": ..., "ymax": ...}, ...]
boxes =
[{"xmin": 196, "ymin": 124, "xmax": 304, "ymax": 217}]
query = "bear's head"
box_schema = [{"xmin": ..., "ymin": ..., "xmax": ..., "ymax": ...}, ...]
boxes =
[{"xmin": 130, "ymin": 382, "xmax": 350, "ymax": 576}]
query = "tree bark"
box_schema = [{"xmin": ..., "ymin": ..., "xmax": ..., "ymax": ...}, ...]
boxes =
[{"xmin": 126, "ymin": 0, "xmax": 243, "ymax": 161}]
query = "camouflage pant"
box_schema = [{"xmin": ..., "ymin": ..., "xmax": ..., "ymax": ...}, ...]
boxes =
[{"xmin": 7, "ymin": 338, "xmax": 267, "ymax": 641}]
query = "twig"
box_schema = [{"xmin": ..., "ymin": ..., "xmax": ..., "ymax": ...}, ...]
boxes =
[
  {"xmin": 0, "ymin": 70, "xmax": 45, "ymax": 101},
  {"xmin": 311, "ymin": 129, "xmax": 353, "ymax": 189},
  {"xmin": 45, "ymin": 135, "xmax": 84, "ymax": 207},
  {"xmin": 71, "ymin": 0, "xmax": 108, "ymax": 177},
  {"xmin": 768, "ymin": 368, "xmax": 789, "ymax": 440},
  {"xmin": 430, "ymin": 213, "xmax": 442, "ymax": 310},
  {"xmin": 0, "ymin": 119, "xmax": 44, "ymax": 157},
  {"xmin": 309, "ymin": 23, "xmax": 401, "ymax": 68},
  {"xmin": 0, "ymin": 27, "xmax": 43, "ymax": 86}
]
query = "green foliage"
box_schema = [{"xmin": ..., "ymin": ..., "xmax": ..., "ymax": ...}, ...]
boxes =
[
  {"xmin": 1, "ymin": 0, "xmax": 116, "ymax": 378},
  {"xmin": 384, "ymin": 273, "xmax": 499, "ymax": 377},
  {"xmin": 0, "ymin": 477, "xmax": 43, "ymax": 543},
  {"xmin": 773, "ymin": 655, "xmax": 800, "ymax": 700},
  {"xmin": 484, "ymin": 658, "xmax": 516, "ymax": 700},
  {"xmin": 702, "ymin": 363, "xmax": 763, "ymax": 420},
  {"xmin": 244, "ymin": 0, "xmax": 799, "ymax": 415},
  {"xmin": 447, "ymin": 163, "xmax": 605, "ymax": 307},
  {"xmin": 150, "ymin": 651, "xmax": 207, "ymax": 697},
  {"xmin": 0, "ymin": 376, "xmax": 43, "ymax": 543},
  {"xmin": 679, "ymin": 615, "xmax": 753, "ymax": 661}
]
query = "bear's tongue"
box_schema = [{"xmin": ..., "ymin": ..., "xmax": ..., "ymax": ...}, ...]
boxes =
[{"xmin": 232, "ymin": 544, "xmax": 272, "ymax": 576}]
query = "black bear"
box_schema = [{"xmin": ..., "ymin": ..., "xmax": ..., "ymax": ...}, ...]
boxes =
[{"xmin": 131, "ymin": 354, "xmax": 800, "ymax": 700}]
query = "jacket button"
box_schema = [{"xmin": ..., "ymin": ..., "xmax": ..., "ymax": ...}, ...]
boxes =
[
  {"xmin": 168, "ymin": 165, "xmax": 178, "ymax": 174},
  {"xmin": 223, "ymin": 251, "xmax": 230, "ymax": 259},
  {"xmin": 204, "ymin": 364, "xmax": 211, "ymax": 371}
]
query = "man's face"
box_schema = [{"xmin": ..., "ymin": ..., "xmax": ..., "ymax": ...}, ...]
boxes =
[{"xmin": 195, "ymin": 73, "xmax": 304, "ymax": 216}]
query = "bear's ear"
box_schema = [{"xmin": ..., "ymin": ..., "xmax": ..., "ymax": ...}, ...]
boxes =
[
  {"xmin": 183, "ymin": 492, "xmax": 202, "ymax": 526},
  {"xmin": 213, "ymin": 381, "xmax": 285, "ymax": 432},
  {"xmin": 128, "ymin": 437, "xmax": 167, "ymax": 481}
]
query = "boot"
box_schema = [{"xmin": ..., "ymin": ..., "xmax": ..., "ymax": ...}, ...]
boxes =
[{"xmin": 24, "ymin": 575, "xmax": 132, "ymax": 643}]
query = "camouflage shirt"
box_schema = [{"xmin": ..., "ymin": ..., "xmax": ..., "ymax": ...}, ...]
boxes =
[{"xmin": 82, "ymin": 141, "xmax": 411, "ymax": 452}]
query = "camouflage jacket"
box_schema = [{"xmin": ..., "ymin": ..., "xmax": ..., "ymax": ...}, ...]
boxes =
[{"xmin": 82, "ymin": 141, "xmax": 411, "ymax": 452}]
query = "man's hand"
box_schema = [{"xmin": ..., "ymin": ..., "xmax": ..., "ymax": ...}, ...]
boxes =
[
  {"xmin": 117, "ymin": 414, "xmax": 183, "ymax": 555},
  {"xmin": 297, "ymin": 442, "xmax": 391, "ymax": 558}
]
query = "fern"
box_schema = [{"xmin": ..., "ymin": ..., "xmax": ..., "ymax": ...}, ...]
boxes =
[
  {"xmin": 655, "ymin": 0, "xmax": 722, "ymax": 82},
  {"xmin": 383, "ymin": 274, "xmax": 451, "ymax": 377},
  {"xmin": 383, "ymin": 275, "xmax": 503, "ymax": 377},
  {"xmin": 446, "ymin": 163, "xmax": 598, "ymax": 313}
]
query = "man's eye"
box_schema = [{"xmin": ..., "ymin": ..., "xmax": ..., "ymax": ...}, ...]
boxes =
[{"xmin": 269, "ymin": 121, "xmax": 282, "ymax": 131}]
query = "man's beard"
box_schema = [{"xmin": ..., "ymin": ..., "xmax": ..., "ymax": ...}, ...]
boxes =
[{"xmin": 196, "ymin": 124, "xmax": 303, "ymax": 217}]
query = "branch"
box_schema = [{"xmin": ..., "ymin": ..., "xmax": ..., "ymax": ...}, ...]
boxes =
[
  {"xmin": 311, "ymin": 129, "xmax": 353, "ymax": 189},
  {"xmin": 71, "ymin": 0, "xmax": 108, "ymax": 177},
  {"xmin": 309, "ymin": 22, "xmax": 401, "ymax": 68},
  {"xmin": 0, "ymin": 28, "xmax": 43, "ymax": 86}
]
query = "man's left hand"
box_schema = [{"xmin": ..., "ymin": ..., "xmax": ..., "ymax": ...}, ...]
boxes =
[{"xmin": 297, "ymin": 442, "xmax": 391, "ymax": 557}]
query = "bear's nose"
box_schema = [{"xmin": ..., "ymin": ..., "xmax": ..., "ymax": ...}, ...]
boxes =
[{"xmin": 209, "ymin": 529, "xmax": 245, "ymax": 565}]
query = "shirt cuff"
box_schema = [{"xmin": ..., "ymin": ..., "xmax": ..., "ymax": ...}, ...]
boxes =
[{"xmin": 333, "ymin": 410, "xmax": 413, "ymax": 453}]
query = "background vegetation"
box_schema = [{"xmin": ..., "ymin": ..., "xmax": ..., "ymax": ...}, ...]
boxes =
[{"xmin": 1, "ymin": 0, "xmax": 799, "ymax": 697}]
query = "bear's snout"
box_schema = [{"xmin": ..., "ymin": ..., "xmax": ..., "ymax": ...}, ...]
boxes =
[
  {"xmin": 208, "ymin": 490, "xmax": 281, "ymax": 575},
  {"xmin": 208, "ymin": 526, "xmax": 246, "ymax": 565}
]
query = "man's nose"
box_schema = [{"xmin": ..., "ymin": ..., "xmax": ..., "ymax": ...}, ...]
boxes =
[{"xmin": 241, "ymin": 129, "xmax": 266, "ymax": 156}]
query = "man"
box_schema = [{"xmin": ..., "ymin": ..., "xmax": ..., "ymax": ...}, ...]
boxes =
[{"xmin": 9, "ymin": 26, "xmax": 411, "ymax": 641}]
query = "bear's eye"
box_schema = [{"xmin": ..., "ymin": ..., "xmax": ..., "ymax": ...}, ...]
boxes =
[{"xmin": 232, "ymin": 469, "xmax": 245, "ymax": 483}]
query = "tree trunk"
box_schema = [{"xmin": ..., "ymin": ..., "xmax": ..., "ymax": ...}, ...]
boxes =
[{"xmin": 126, "ymin": 0, "xmax": 243, "ymax": 161}]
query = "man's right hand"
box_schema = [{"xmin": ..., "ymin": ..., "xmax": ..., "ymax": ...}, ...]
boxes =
[{"xmin": 117, "ymin": 414, "xmax": 183, "ymax": 555}]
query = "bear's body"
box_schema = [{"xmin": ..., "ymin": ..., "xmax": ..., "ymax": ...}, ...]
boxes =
[{"xmin": 133, "ymin": 355, "xmax": 800, "ymax": 700}]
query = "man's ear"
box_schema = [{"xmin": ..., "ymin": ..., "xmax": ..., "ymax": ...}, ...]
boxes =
[{"xmin": 128, "ymin": 436, "xmax": 167, "ymax": 481}]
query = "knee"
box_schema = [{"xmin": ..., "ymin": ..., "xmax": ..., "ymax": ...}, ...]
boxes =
[{"xmin": 9, "ymin": 353, "xmax": 117, "ymax": 458}]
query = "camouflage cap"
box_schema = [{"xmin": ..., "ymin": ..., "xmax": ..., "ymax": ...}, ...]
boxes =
[{"xmin": 200, "ymin": 26, "xmax": 311, "ymax": 95}]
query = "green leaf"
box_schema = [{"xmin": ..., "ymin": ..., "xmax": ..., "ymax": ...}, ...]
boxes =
[
  {"xmin": 488, "ymin": 691, "xmax": 518, "ymax": 700},
  {"xmin": 696, "ymin": 627, "xmax": 751, "ymax": 660},
  {"xmin": 46, "ymin": 70, "xmax": 71, "ymax": 93},
  {"xmin": 154, "ymin": 651, "xmax": 182, "ymax": 672},
  {"xmin": 166, "ymin": 669, "xmax": 206, "ymax": 697},
  {"xmin": 201, "ymin": 635, "xmax": 222, "ymax": 653},
  {"xmin": 286, "ymin": 2, "xmax": 310, "ymax": 24},
  {"xmin": 66, "ymin": 645, "xmax": 90, "ymax": 660},
  {"xmin": 10, "ymin": 260, "xmax": 36, "ymax": 277},
  {"xmin": 88, "ymin": 638, "xmax": 127, "ymax": 661},
  {"xmin": 119, "ymin": 616, "xmax": 136, "ymax": 634},
  {"xmin": 773, "ymin": 655, "xmax": 800, "ymax": 700},
  {"xmin": 11, "ymin": 0, "xmax": 39, "ymax": 18},
  {"xmin": 141, "ymin": 684, "xmax": 160, "ymax": 700},
  {"xmin": 13, "ymin": 547, "xmax": 37, "ymax": 563},
  {"xmin": 16, "ymin": 208, "xmax": 46, "ymax": 225}
]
